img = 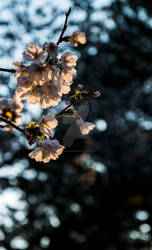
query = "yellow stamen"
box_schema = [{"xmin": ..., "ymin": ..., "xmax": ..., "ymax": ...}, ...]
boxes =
[
  {"xmin": 5, "ymin": 111, "xmax": 13, "ymax": 120},
  {"xmin": 23, "ymin": 71, "xmax": 28, "ymax": 76},
  {"xmin": 28, "ymin": 121, "xmax": 38, "ymax": 128},
  {"xmin": 73, "ymin": 34, "xmax": 80, "ymax": 42}
]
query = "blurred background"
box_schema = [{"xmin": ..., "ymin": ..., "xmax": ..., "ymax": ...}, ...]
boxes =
[{"xmin": 1, "ymin": 0, "xmax": 152, "ymax": 249}]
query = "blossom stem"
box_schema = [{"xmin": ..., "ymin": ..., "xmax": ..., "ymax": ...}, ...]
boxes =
[
  {"xmin": 0, "ymin": 68, "xmax": 16, "ymax": 73},
  {"xmin": 0, "ymin": 125, "xmax": 5, "ymax": 128},
  {"xmin": 56, "ymin": 7, "xmax": 71, "ymax": 45},
  {"xmin": 55, "ymin": 100, "xmax": 75, "ymax": 118},
  {"xmin": 0, "ymin": 115, "xmax": 25, "ymax": 134}
]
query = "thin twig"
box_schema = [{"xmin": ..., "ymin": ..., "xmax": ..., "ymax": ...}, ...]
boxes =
[
  {"xmin": 0, "ymin": 115, "xmax": 25, "ymax": 134},
  {"xmin": 0, "ymin": 68, "xmax": 16, "ymax": 73},
  {"xmin": 55, "ymin": 100, "xmax": 75, "ymax": 118},
  {"xmin": 56, "ymin": 7, "xmax": 71, "ymax": 45}
]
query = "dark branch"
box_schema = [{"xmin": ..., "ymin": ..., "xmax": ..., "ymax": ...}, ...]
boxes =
[
  {"xmin": 0, "ymin": 116, "xmax": 25, "ymax": 134},
  {"xmin": 0, "ymin": 68, "xmax": 16, "ymax": 73},
  {"xmin": 56, "ymin": 7, "xmax": 71, "ymax": 45},
  {"xmin": 55, "ymin": 100, "xmax": 75, "ymax": 118}
]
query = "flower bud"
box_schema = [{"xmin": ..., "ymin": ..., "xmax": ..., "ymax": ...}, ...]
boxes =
[
  {"xmin": 77, "ymin": 84, "xmax": 84, "ymax": 91},
  {"xmin": 91, "ymin": 90, "xmax": 101, "ymax": 98},
  {"xmin": 71, "ymin": 31, "xmax": 86, "ymax": 47},
  {"xmin": 65, "ymin": 100, "xmax": 71, "ymax": 106}
]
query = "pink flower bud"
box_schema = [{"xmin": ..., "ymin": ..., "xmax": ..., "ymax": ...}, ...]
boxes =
[
  {"xmin": 65, "ymin": 100, "xmax": 71, "ymax": 106},
  {"xmin": 77, "ymin": 84, "xmax": 84, "ymax": 90},
  {"xmin": 92, "ymin": 90, "xmax": 101, "ymax": 98}
]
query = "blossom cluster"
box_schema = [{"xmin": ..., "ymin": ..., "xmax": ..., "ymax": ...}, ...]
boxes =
[
  {"xmin": 14, "ymin": 47, "xmax": 77, "ymax": 108},
  {"xmin": 0, "ymin": 25, "xmax": 100, "ymax": 163}
]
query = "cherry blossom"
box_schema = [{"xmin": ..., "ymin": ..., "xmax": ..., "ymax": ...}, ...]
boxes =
[
  {"xmin": 29, "ymin": 139, "xmax": 65, "ymax": 163},
  {"xmin": 14, "ymin": 51, "xmax": 77, "ymax": 108},
  {"xmin": 61, "ymin": 52, "xmax": 78, "ymax": 69},
  {"xmin": 0, "ymin": 98, "xmax": 23, "ymax": 130},
  {"xmin": 76, "ymin": 114, "xmax": 95, "ymax": 135},
  {"xmin": 70, "ymin": 31, "xmax": 86, "ymax": 47},
  {"xmin": 23, "ymin": 43, "xmax": 48, "ymax": 64},
  {"xmin": 38, "ymin": 113, "xmax": 58, "ymax": 136},
  {"xmin": 41, "ymin": 81, "xmax": 61, "ymax": 108}
]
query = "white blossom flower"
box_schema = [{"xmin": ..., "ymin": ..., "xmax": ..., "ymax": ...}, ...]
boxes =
[
  {"xmin": 29, "ymin": 139, "xmax": 65, "ymax": 163},
  {"xmin": 61, "ymin": 52, "xmax": 78, "ymax": 69},
  {"xmin": 27, "ymin": 63, "xmax": 52, "ymax": 86},
  {"xmin": 61, "ymin": 68, "xmax": 76, "ymax": 83},
  {"xmin": 41, "ymin": 81, "xmax": 61, "ymax": 108},
  {"xmin": 14, "ymin": 64, "xmax": 31, "ymax": 88},
  {"xmin": 0, "ymin": 98, "xmax": 23, "ymax": 130},
  {"xmin": 13, "ymin": 61, "xmax": 23, "ymax": 68},
  {"xmin": 49, "ymin": 65, "xmax": 60, "ymax": 83},
  {"xmin": 76, "ymin": 115, "xmax": 95, "ymax": 135},
  {"xmin": 27, "ymin": 92, "xmax": 41, "ymax": 105},
  {"xmin": 14, "ymin": 85, "xmax": 30, "ymax": 99},
  {"xmin": 14, "ymin": 85, "xmax": 42, "ymax": 104},
  {"xmin": 60, "ymin": 83, "xmax": 71, "ymax": 95},
  {"xmin": 70, "ymin": 31, "xmax": 86, "ymax": 47},
  {"xmin": 23, "ymin": 43, "xmax": 48, "ymax": 64},
  {"xmin": 38, "ymin": 113, "xmax": 58, "ymax": 136},
  {"xmin": 59, "ymin": 68, "xmax": 76, "ymax": 95},
  {"xmin": 14, "ymin": 62, "xmax": 52, "ymax": 88}
]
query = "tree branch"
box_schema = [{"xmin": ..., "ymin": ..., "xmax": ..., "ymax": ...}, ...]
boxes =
[
  {"xmin": 55, "ymin": 100, "xmax": 75, "ymax": 118},
  {"xmin": 0, "ymin": 68, "xmax": 16, "ymax": 73},
  {"xmin": 0, "ymin": 125, "xmax": 5, "ymax": 128},
  {"xmin": 56, "ymin": 7, "xmax": 71, "ymax": 45},
  {"xmin": 0, "ymin": 115, "xmax": 25, "ymax": 134}
]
